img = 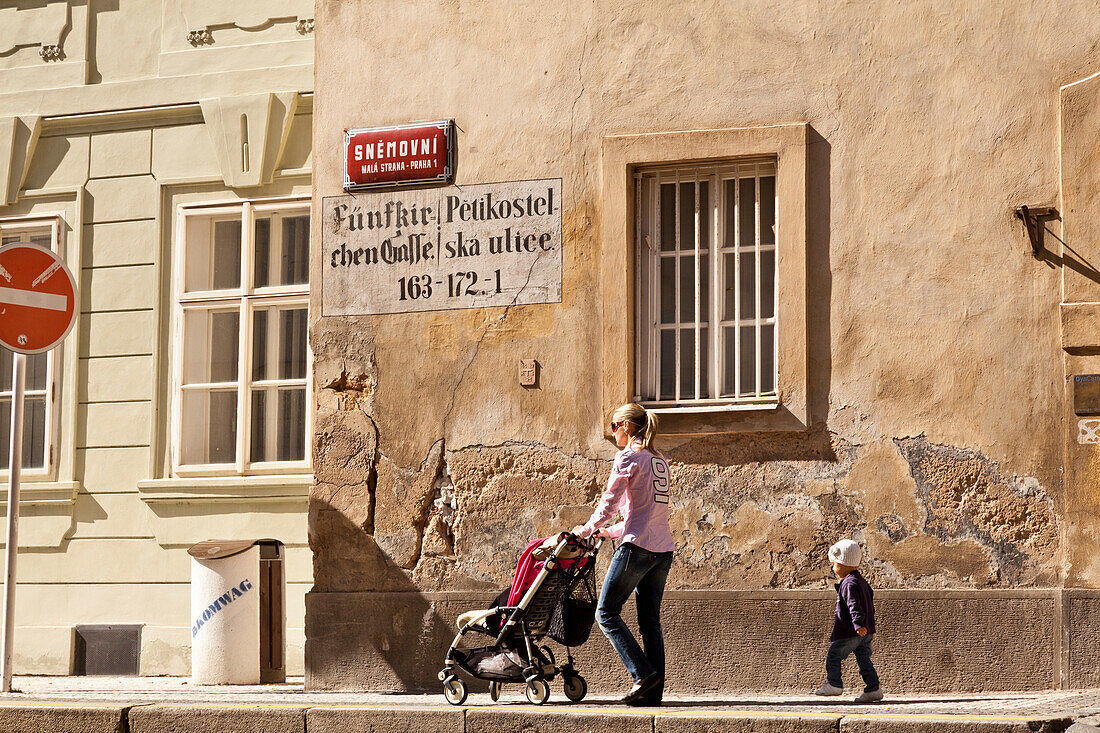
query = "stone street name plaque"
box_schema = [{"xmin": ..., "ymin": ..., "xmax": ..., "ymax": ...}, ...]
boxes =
[
  {"xmin": 1074, "ymin": 374, "xmax": 1100, "ymax": 416},
  {"xmin": 322, "ymin": 178, "xmax": 562, "ymax": 316}
]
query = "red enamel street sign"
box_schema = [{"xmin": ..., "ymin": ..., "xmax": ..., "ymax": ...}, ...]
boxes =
[
  {"xmin": 344, "ymin": 120, "xmax": 455, "ymax": 191},
  {"xmin": 0, "ymin": 244, "xmax": 77, "ymax": 354}
]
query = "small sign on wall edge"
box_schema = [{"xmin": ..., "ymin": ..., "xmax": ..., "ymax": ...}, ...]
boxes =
[{"xmin": 343, "ymin": 119, "xmax": 457, "ymax": 192}]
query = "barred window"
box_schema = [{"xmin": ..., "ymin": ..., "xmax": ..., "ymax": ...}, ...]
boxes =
[
  {"xmin": 173, "ymin": 200, "xmax": 311, "ymax": 474},
  {"xmin": 634, "ymin": 160, "xmax": 777, "ymax": 407}
]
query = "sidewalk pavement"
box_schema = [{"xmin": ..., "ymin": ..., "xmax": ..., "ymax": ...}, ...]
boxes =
[{"xmin": 0, "ymin": 676, "xmax": 1097, "ymax": 732}]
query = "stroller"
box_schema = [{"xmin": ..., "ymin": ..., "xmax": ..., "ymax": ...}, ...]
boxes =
[{"xmin": 439, "ymin": 532, "xmax": 602, "ymax": 705}]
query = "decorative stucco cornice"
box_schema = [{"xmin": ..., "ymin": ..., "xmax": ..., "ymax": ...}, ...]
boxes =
[
  {"xmin": 38, "ymin": 44, "xmax": 62, "ymax": 61},
  {"xmin": 199, "ymin": 91, "xmax": 301, "ymax": 189},
  {"xmin": 186, "ymin": 29, "xmax": 214, "ymax": 46},
  {"xmin": 177, "ymin": 2, "xmax": 315, "ymax": 45}
]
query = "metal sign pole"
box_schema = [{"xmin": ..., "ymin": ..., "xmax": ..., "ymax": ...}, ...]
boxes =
[{"xmin": 1, "ymin": 352, "xmax": 25, "ymax": 692}]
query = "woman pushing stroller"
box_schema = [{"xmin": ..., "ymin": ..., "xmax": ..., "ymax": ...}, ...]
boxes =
[
  {"xmin": 439, "ymin": 401, "xmax": 672, "ymax": 707},
  {"xmin": 572, "ymin": 402, "xmax": 675, "ymax": 707}
]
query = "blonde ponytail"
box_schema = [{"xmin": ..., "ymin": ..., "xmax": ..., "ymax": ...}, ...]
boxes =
[
  {"xmin": 641, "ymin": 409, "xmax": 659, "ymax": 454},
  {"xmin": 612, "ymin": 402, "xmax": 660, "ymax": 455}
]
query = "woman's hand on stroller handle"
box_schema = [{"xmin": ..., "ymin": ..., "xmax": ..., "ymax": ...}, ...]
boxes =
[{"xmin": 564, "ymin": 528, "xmax": 604, "ymax": 550}]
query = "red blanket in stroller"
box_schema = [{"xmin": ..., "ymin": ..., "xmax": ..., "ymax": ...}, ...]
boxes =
[{"xmin": 506, "ymin": 536, "xmax": 586, "ymax": 606}]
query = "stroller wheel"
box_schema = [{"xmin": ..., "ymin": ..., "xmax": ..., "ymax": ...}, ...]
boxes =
[
  {"xmin": 563, "ymin": 674, "xmax": 587, "ymax": 702},
  {"xmin": 525, "ymin": 678, "xmax": 550, "ymax": 705},
  {"xmin": 443, "ymin": 676, "xmax": 468, "ymax": 706},
  {"xmin": 489, "ymin": 681, "xmax": 502, "ymax": 701}
]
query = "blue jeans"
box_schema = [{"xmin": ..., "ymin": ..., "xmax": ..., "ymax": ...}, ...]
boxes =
[
  {"xmin": 826, "ymin": 634, "xmax": 880, "ymax": 692},
  {"xmin": 596, "ymin": 542, "xmax": 673, "ymax": 684}
]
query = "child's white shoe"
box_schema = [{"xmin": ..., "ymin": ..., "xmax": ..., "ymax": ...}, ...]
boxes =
[
  {"xmin": 814, "ymin": 682, "xmax": 843, "ymax": 696},
  {"xmin": 854, "ymin": 689, "xmax": 883, "ymax": 703}
]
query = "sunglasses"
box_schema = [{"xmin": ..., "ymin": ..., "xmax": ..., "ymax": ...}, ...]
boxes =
[{"xmin": 610, "ymin": 420, "xmax": 632, "ymax": 432}]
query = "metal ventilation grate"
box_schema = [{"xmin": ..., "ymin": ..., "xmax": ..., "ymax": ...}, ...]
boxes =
[{"xmin": 73, "ymin": 624, "xmax": 142, "ymax": 676}]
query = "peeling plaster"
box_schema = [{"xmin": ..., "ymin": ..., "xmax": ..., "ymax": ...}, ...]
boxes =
[
  {"xmin": 894, "ymin": 437, "xmax": 1059, "ymax": 585},
  {"xmin": 374, "ymin": 439, "xmax": 446, "ymax": 569},
  {"xmin": 311, "ymin": 417, "xmax": 1064, "ymax": 595},
  {"xmin": 323, "ymin": 369, "xmax": 374, "ymax": 411}
]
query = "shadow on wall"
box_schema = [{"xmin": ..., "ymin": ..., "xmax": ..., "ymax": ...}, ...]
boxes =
[
  {"xmin": 806, "ymin": 127, "xmax": 832, "ymax": 432},
  {"xmin": 1038, "ymin": 224, "xmax": 1100, "ymax": 294},
  {"xmin": 85, "ymin": 0, "xmax": 121, "ymax": 85},
  {"xmin": 306, "ymin": 496, "xmax": 475, "ymax": 692},
  {"xmin": 664, "ymin": 126, "xmax": 834, "ymax": 468}
]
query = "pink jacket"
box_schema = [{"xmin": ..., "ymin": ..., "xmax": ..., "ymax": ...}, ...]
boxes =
[{"xmin": 578, "ymin": 443, "xmax": 676, "ymax": 553}]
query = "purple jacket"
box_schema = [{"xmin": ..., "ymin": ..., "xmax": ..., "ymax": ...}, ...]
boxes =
[{"xmin": 831, "ymin": 569, "xmax": 876, "ymax": 641}]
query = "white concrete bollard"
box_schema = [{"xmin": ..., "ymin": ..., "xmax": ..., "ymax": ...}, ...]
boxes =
[{"xmin": 189, "ymin": 542, "xmax": 262, "ymax": 684}]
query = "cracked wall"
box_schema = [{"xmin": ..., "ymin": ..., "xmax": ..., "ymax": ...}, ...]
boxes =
[
  {"xmin": 311, "ymin": 387, "xmax": 1061, "ymax": 592},
  {"xmin": 308, "ymin": 1, "xmax": 1099, "ymax": 602}
]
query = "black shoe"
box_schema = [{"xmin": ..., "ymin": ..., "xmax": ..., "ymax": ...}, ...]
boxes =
[
  {"xmin": 621, "ymin": 674, "xmax": 663, "ymax": 704},
  {"xmin": 627, "ymin": 693, "xmax": 662, "ymax": 707}
]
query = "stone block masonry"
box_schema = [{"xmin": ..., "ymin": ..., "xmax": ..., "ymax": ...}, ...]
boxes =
[
  {"xmin": 0, "ymin": 704, "xmax": 132, "ymax": 733},
  {"xmin": 304, "ymin": 588, "xmax": 1100, "ymax": 693},
  {"xmin": 128, "ymin": 705, "xmax": 307, "ymax": 733}
]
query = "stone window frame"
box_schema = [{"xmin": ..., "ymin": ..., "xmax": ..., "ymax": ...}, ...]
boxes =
[
  {"xmin": 170, "ymin": 196, "xmax": 313, "ymax": 477},
  {"xmin": 601, "ymin": 125, "xmax": 809, "ymax": 435},
  {"xmin": 0, "ymin": 215, "xmax": 65, "ymax": 478},
  {"xmin": 633, "ymin": 158, "xmax": 779, "ymax": 407}
]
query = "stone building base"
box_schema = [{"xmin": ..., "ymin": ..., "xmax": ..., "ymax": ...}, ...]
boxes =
[{"xmin": 304, "ymin": 589, "xmax": 1100, "ymax": 693}]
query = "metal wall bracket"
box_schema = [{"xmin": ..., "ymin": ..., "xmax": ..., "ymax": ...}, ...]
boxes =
[{"xmin": 1016, "ymin": 205, "xmax": 1058, "ymax": 258}]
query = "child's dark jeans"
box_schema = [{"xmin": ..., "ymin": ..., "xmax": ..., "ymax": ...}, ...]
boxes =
[{"xmin": 825, "ymin": 633, "xmax": 880, "ymax": 692}]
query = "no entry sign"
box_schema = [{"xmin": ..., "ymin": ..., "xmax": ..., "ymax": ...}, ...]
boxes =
[
  {"xmin": 0, "ymin": 242, "xmax": 78, "ymax": 690},
  {"xmin": 0, "ymin": 244, "xmax": 77, "ymax": 354}
]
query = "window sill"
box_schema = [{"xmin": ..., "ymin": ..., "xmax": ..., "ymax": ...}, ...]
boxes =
[
  {"xmin": 0, "ymin": 480, "xmax": 80, "ymax": 507},
  {"xmin": 640, "ymin": 401, "xmax": 812, "ymax": 437},
  {"xmin": 136, "ymin": 475, "xmax": 312, "ymax": 506},
  {"xmin": 642, "ymin": 401, "xmax": 780, "ymax": 415}
]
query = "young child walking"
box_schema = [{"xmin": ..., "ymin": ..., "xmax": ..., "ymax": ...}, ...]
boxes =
[{"xmin": 814, "ymin": 539, "xmax": 883, "ymax": 703}]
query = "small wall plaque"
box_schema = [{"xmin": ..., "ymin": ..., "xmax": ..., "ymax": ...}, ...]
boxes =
[
  {"xmin": 519, "ymin": 359, "xmax": 538, "ymax": 388},
  {"xmin": 1074, "ymin": 374, "xmax": 1100, "ymax": 415}
]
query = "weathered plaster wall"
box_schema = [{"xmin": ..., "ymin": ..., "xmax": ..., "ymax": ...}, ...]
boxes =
[{"xmin": 309, "ymin": 0, "xmax": 1100, "ymax": 690}]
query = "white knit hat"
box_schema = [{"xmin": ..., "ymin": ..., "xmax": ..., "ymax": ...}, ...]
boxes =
[{"xmin": 828, "ymin": 539, "xmax": 862, "ymax": 567}]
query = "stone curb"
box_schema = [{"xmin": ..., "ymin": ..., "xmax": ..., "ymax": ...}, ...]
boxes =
[
  {"xmin": 0, "ymin": 702, "xmax": 1077, "ymax": 733},
  {"xmin": 128, "ymin": 703, "xmax": 309, "ymax": 733},
  {"xmin": 0, "ymin": 702, "xmax": 133, "ymax": 733}
]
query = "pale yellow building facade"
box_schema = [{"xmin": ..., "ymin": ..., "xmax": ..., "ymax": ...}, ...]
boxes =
[{"xmin": 0, "ymin": 1, "xmax": 314, "ymax": 675}]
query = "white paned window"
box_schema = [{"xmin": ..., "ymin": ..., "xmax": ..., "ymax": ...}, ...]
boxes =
[
  {"xmin": 634, "ymin": 160, "xmax": 777, "ymax": 407},
  {"xmin": 0, "ymin": 218, "xmax": 61, "ymax": 474},
  {"xmin": 173, "ymin": 200, "xmax": 311, "ymax": 475}
]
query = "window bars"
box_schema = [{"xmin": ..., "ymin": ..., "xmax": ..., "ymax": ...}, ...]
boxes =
[{"xmin": 634, "ymin": 160, "xmax": 777, "ymax": 407}]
